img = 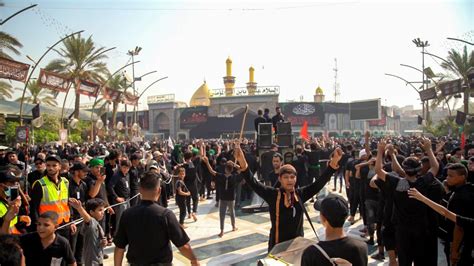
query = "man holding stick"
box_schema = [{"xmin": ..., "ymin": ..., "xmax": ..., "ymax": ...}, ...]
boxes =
[{"xmin": 234, "ymin": 141, "xmax": 343, "ymax": 251}]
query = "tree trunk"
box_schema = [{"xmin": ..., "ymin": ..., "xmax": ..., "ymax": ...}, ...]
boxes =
[
  {"xmin": 112, "ymin": 101, "xmax": 118, "ymax": 128},
  {"xmin": 74, "ymin": 92, "xmax": 80, "ymax": 119},
  {"xmin": 464, "ymin": 87, "xmax": 469, "ymax": 135}
]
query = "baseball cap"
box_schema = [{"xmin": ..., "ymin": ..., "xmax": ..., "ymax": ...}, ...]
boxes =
[
  {"xmin": 359, "ymin": 149, "xmax": 367, "ymax": 159},
  {"xmin": 149, "ymin": 164, "xmax": 159, "ymax": 170},
  {"xmin": 0, "ymin": 170, "xmax": 20, "ymax": 183},
  {"xmin": 46, "ymin": 154, "xmax": 62, "ymax": 163},
  {"xmin": 314, "ymin": 194, "xmax": 349, "ymax": 228},
  {"xmin": 70, "ymin": 162, "xmax": 90, "ymax": 172}
]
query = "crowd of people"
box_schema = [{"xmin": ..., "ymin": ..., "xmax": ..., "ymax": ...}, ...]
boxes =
[{"xmin": 0, "ymin": 127, "xmax": 473, "ymax": 265}]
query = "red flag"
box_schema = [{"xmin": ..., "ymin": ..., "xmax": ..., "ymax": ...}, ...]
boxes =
[
  {"xmin": 461, "ymin": 132, "xmax": 466, "ymax": 149},
  {"xmin": 300, "ymin": 120, "xmax": 309, "ymax": 141}
]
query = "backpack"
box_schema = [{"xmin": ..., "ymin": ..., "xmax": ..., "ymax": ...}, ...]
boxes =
[{"xmin": 313, "ymin": 244, "xmax": 352, "ymax": 266}]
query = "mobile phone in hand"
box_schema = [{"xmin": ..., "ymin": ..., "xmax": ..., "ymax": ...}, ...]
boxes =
[
  {"xmin": 100, "ymin": 167, "xmax": 106, "ymax": 176},
  {"xmin": 10, "ymin": 186, "xmax": 19, "ymax": 200}
]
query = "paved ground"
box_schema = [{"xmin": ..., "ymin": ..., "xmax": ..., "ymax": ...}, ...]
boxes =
[{"xmin": 102, "ymin": 182, "xmax": 448, "ymax": 265}]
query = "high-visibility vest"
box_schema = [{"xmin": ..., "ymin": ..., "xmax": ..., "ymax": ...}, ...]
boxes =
[
  {"xmin": 0, "ymin": 201, "xmax": 20, "ymax": 234},
  {"xmin": 34, "ymin": 176, "xmax": 70, "ymax": 224}
]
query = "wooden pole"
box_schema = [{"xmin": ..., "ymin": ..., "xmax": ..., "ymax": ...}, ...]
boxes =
[{"xmin": 239, "ymin": 105, "xmax": 249, "ymax": 140}]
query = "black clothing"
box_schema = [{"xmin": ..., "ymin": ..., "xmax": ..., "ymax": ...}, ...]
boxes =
[
  {"xmin": 242, "ymin": 166, "xmax": 336, "ymax": 251},
  {"xmin": 268, "ymin": 171, "xmax": 279, "ymax": 187},
  {"xmin": 271, "ymin": 113, "xmax": 284, "ymax": 132},
  {"xmin": 20, "ymin": 233, "xmax": 75, "ymax": 266},
  {"xmin": 254, "ymin": 116, "xmax": 267, "ymax": 132},
  {"xmin": 107, "ymin": 171, "xmax": 131, "ymax": 203},
  {"xmin": 114, "ymin": 200, "xmax": 190, "ymax": 264},
  {"xmin": 27, "ymin": 169, "xmax": 45, "ymax": 189},
  {"xmin": 129, "ymin": 165, "xmax": 141, "ymax": 206},
  {"xmin": 292, "ymin": 154, "xmax": 309, "ymax": 187},
  {"xmin": 301, "ymin": 237, "xmax": 368, "ymax": 266},
  {"xmin": 68, "ymin": 178, "xmax": 88, "ymax": 220},
  {"xmin": 84, "ymin": 173, "xmax": 109, "ymax": 204},
  {"xmin": 215, "ymin": 173, "xmax": 241, "ymax": 201},
  {"xmin": 384, "ymin": 172, "xmax": 442, "ymax": 265},
  {"xmin": 260, "ymin": 150, "xmax": 276, "ymax": 182}
]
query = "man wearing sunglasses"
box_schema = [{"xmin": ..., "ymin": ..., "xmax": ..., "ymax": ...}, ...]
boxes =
[{"xmin": 27, "ymin": 158, "xmax": 46, "ymax": 191}]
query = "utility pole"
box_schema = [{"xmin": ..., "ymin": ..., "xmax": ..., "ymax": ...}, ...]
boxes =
[
  {"xmin": 412, "ymin": 38, "xmax": 430, "ymax": 122},
  {"xmin": 333, "ymin": 58, "xmax": 340, "ymax": 102}
]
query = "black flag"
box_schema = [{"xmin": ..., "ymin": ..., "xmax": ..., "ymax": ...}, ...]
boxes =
[
  {"xmin": 417, "ymin": 115, "xmax": 423, "ymax": 125},
  {"xmin": 31, "ymin": 104, "xmax": 40, "ymax": 119},
  {"xmin": 456, "ymin": 111, "xmax": 466, "ymax": 126}
]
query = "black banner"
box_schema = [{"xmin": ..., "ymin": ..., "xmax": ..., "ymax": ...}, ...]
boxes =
[
  {"xmin": 350, "ymin": 99, "xmax": 380, "ymax": 120},
  {"xmin": 440, "ymin": 79, "xmax": 463, "ymax": 96},
  {"xmin": 279, "ymin": 102, "xmax": 324, "ymax": 126},
  {"xmin": 419, "ymin": 88, "xmax": 437, "ymax": 101},
  {"xmin": 180, "ymin": 106, "xmax": 208, "ymax": 129}
]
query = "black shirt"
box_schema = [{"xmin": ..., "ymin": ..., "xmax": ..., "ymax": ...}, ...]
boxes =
[
  {"xmin": 183, "ymin": 161, "xmax": 198, "ymax": 190},
  {"xmin": 175, "ymin": 180, "xmax": 189, "ymax": 201},
  {"xmin": 114, "ymin": 200, "xmax": 190, "ymax": 264},
  {"xmin": 301, "ymin": 237, "xmax": 368, "ymax": 266},
  {"xmin": 215, "ymin": 173, "xmax": 241, "ymax": 201},
  {"xmin": 20, "ymin": 233, "xmax": 75, "ymax": 266},
  {"xmin": 68, "ymin": 178, "xmax": 88, "ymax": 220},
  {"xmin": 243, "ymin": 166, "xmax": 336, "ymax": 251},
  {"xmin": 107, "ymin": 170, "xmax": 131, "ymax": 203},
  {"xmin": 85, "ymin": 173, "xmax": 109, "ymax": 205},
  {"xmin": 129, "ymin": 165, "xmax": 140, "ymax": 194},
  {"xmin": 384, "ymin": 172, "xmax": 437, "ymax": 227},
  {"xmin": 27, "ymin": 169, "xmax": 45, "ymax": 189},
  {"xmin": 445, "ymin": 184, "xmax": 474, "ymax": 241},
  {"xmin": 254, "ymin": 116, "xmax": 267, "ymax": 132}
]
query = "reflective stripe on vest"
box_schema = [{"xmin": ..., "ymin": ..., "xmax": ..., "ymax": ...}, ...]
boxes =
[
  {"xmin": 0, "ymin": 201, "xmax": 20, "ymax": 234},
  {"xmin": 35, "ymin": 176, "xmax": 71, "ymax": 224}
]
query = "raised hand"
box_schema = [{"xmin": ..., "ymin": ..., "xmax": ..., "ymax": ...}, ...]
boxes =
[
  {"xmin": 407, "ymin": 188, "xmax": 424, "ymax": 202},
  {"xmin": 377, "ymin": 139, "xmax": 387, "ymax": 153},
  {"xmin": 68, "ymin": 198, "xmax": 82, "ymax": 209},
  {"xmin": 420, "ymin": 137, "xmax": 432, "ymax": 152}
]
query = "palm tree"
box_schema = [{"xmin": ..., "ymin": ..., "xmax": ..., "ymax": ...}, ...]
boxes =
[
  {"xmin": 441, "ymin": 46, "xmax": 474, "ymax": 119},
  {"xmin": 106, "ymin": 74, "xmax": 127, "ymax": 127},
  {"xmin": 16, "ymin": 80, "xmax": 57, "ymax": 106},
  {"xmin": 0, "ymin": 31, "xmax": 23, "ymax": 59},
  {"xmin": 45, "ymin": 34, "xmax": 109, "ymax": 118},
  {"xmin": 0, "ymin": 80, "xmax": 14, "ymax": 100}
]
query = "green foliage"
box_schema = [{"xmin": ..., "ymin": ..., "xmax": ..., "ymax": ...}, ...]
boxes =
[
  {"xmin": 4, "ymin": 121, "xmax": 20, "ymax": 144},
  {"xmin": 423, "ymin": 118, "xmax": 461, "ymax": 137}
]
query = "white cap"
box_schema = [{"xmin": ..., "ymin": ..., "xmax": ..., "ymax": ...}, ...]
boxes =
[{"xmin": 359, "ymin": 149, "xmax": 367, "ymax": 159}]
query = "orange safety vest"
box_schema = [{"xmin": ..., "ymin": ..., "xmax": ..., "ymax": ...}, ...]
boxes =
[
  {"xmin": 34, "ymin": 176, "xmax": 70, "ymax": 224},
  {"xmin": 0, "ymin": 200, "xmax": 20, "ymax": 234}
]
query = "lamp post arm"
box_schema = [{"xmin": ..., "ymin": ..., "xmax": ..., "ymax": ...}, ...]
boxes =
[
  {"xmin": 0, "ymin": 4, "xmax": 37, "ymax": 25},
  {"xmin": 400, "ymin": 64, "xmax": 438, "ymax": 86},
  {"xmin": 384, "ymin": 73, "xmax": 419, "ymax": 93},
  {"xmin": 19, "ymin": 30, "xmax": 84, "ymax": 125},
  {"xmin": 139, "ymin": 76, "xmax": 169, "ymax": 99}
]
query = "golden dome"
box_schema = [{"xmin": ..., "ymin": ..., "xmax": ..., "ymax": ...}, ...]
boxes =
[
  {"xmin": 315, "ymin": 86, "xmax": 324, "ymax": 95},
  {"xmin": 226, "ymin": 57, "xmax": 232, "ymax": 64},
  {"xmin": 190, "ymin": 81, "xmax": 211, "ymax": 107}
]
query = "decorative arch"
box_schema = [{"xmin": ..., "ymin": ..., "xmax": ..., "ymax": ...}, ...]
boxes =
[{"xmin": 154, "ymin": 112, "xmax": 170, "ymax": 133}]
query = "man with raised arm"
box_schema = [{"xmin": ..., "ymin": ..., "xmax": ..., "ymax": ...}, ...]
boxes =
[
  {"xmin": 234, "ymin": 141, "xmax": 343, "ymax": 252},
  {"xmin": 375, "ymin": 138, "xmax": 442, "ymax": 266}
]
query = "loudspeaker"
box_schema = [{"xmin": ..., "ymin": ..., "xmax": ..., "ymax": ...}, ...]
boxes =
[
  {"xmin": 258, "ymin": 123, "xmax": 273, "ymax": 149},
  {"xmin": 456, "ymin": 111, "xmax": 466, "ymax": 126},
  {"xmin": 277, "ymin": 122, "xmax": 291, "ymax": 135},
  {"xmin": 258, "ymin": 123, "xmax": 272, "ymax": 135},
  {"xmin": 277, "ymin": 134, "xmax": 292, "ymax": 147},
  {"xmin": 258, "ymin": 135, "xmax": 272, "ymax": 147}
]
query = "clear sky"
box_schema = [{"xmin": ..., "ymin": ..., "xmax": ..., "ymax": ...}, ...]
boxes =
[{"xmin": 2, "ymin": 0, "xmax": 473, "ymax": 112}]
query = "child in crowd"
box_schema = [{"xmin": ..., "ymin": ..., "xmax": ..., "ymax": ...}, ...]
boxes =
[
  {"xmin": 175, "ymin": 167, "xmax": 191, "ymax": 229},
  {"xmin": 18, "ymin": 211, "xmax": 76, "ymax": 266},
  {"xmin": 69, "ymin": 198, "xmax": 107, "ymax": 266}
]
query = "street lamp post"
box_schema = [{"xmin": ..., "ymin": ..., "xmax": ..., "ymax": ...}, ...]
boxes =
[
  {"xmin": 412, "ymin": 38, "xmax": 430, "ymax": 122},
  {"xmin": 89, "ymin": 60, "xmax": 140, "ymax": 142},
  {"xmin": 126, "ymin": 46, "xmax": 142, "ymax": 137},
  {"xmin": 19, "ymin": 30, "xmax": 84, "ymax": 125}
]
